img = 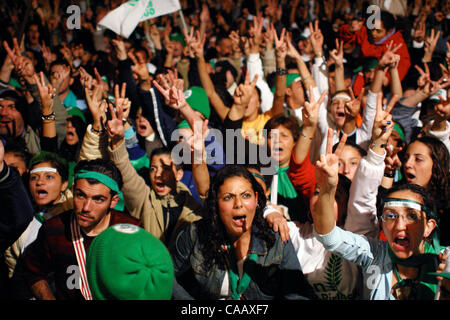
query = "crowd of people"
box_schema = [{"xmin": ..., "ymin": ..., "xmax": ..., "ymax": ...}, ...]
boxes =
[{"xmin": 0, "ymin": 0, "xmax": 449, "ymax": 301}]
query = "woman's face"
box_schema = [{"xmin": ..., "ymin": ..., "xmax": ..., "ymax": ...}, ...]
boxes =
[
  {"xmin": 382, "ymin": 189, "xmax": 436, "ymax": 259},
  {"xmin": 403, "ymin": 141, "xmax": 433, "ymax": 187},
  {"xmin": 29, "ymin": 162, "xmax": 67, "ymax": 207},
  {"xmin": 65, "ymin": 120, "xmax": 79, "ymax": 145},
  {"xmin": 267, "ymin": 125, "xmax": 296, "ymax": 167},
  {"xmin": 338, "ymin": 145, "xmax": 362, "ymax": 181},
  {"xmin": 369, "ymin": 20, "xmax": 387, "ymax": 42},
  {"xmin": 218, "ymin": 176, "xmax": 258, "ymax": 242},
  {"xmin": 243, "ymin": 88, "xmax": 260, "ymax": 120}
]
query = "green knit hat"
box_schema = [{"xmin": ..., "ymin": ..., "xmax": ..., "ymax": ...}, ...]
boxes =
[
  {"xmin": 66, "ymin": 106, "xmax": 86, "ymax": 124},
  {"xmin": 271, "ymin": 73, "xmax": 301, "ymax": 93},
  {"xmin": 177, "ymin": 86, "xmax": 210, "ymax": 129},
  {"xmin": 86, "ymin": 224, "xmax": 174, "ymax": 300}
]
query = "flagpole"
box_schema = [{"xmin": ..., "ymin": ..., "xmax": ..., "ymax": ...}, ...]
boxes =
[{"xmin": 178, "ymin": 9, "xmax": 189, "ymax": 34}]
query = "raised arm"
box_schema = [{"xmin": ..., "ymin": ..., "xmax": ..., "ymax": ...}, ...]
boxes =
[
  {"xmin": 329, "ymin": 39, "xmax": 345, "ymax": 92},
  {"xmin": 312, "ymin": 129, "xmax": 347, "ymax": 235},
  {"xmin": 345, "ymin": 92, "xmax": 399, "ymax": 237},
  {"xmin": 271, "ymin": 28, "xmax": 287, "ymax": 115},
  {"xmin": 191, "ymin": 31, "xmax": 230, "ymax": 122},
  {"xmin": 294, "ymin": 86, "xmax": 327, "ymax": 163}
]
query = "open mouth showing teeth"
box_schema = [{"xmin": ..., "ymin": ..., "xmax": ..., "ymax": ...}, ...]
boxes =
[
  {"xmin": 394, "ymin": 237, "xmax": 409, "ymax": 249},
  {"xmin": 233, "ymin": 216, "xmax": 246, "ymax": 227}
]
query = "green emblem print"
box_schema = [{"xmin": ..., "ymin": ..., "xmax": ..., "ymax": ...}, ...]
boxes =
[{"xmin": 324, "ymin": 254, "xmax": 343, "ymax": 292}]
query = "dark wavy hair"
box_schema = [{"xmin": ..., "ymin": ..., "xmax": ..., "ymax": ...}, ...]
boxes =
[
  {"xmin": 405, "ymin": 136, "xmax": 449, "ymax": 216},
  {"xmin": 197, "ymin": 165, "xmax": 275, "ymax": 270}
]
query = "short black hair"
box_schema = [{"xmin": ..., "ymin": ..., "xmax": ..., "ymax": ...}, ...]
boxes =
[
  {"xmin": 150, "ymin": 147, "xmax": 182, "ymax": 170},
  {"xmin": 29, "ymin": 151, "xmax": 69, "ymax": 182}
]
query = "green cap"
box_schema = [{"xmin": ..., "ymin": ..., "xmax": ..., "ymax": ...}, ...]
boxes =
[
  {"xmin": 86, "ymin": 224, "xmax": 174, "ymax": 300},
  {"xmin": 170, "ymin": 32, "xmax": 185, "ymax": 46},
  {"xmin": 66, "ymin": 106, "xmax": 86, "ymax": 124},
  {"xmin": 363, "ymin": 58, "xmax": 378, "ymax": 72},
  {"xmin": 184, "ymin": 86, "xmax": 210, "ymax": 120},
  {"xmin": 271, "ymin": 73, "xmax": 301, "ymax": 93}
]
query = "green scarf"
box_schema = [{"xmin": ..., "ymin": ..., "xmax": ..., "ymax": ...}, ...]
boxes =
[
  {"xmin": 226, "ymin": 245, "xmax": 258, "ymax": 300},
  {"xmin": 276, "ymin": 165, "xmax": 298, "ymax": 199},
  {"xmin": 388, "ymin": 243, "xmax": 441, "ymax": 300}
]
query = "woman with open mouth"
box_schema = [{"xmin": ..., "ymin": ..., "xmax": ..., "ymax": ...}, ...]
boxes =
[
  {"xmin": 312, "ymin": 133, "xmax": 449, "ymax": 299},
  {"xmin": 4, "ymin": 151, "xmax": 73, "ymax": 298},
  {"xmin": 170, "ymin": 165, "xmax": 317, "ymax": 300}
]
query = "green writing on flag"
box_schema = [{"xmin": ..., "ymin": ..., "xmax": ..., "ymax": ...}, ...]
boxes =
[{"xmin": 144, "ymin": 1, "xmax": 155, "ymax": 18}]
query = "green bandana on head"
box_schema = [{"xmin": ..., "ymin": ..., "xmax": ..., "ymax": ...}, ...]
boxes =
[
  {"xmin": 270, "ymin": 73, "xmax": 301, "ymax": 93},
  {"xmin": 74, "ymin": 170, "xmax": 124, "ymax": 211}
]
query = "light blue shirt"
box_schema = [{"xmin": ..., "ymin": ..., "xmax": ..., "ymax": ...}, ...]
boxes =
[{"xmin": 314, "ymin": 224, "xmax": 398, "ymax": 300}]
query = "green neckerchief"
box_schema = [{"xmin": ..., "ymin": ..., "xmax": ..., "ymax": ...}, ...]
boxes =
[
  {"xmin": 388, "ymin": 244, "xmax": 440, "ymax": 300},
  {"xmin": 34, "ymin": 210, "xmax": 46, "ymax": 224},
  {"xmin": 74, "ymin": 170, "xmax": 124, "ymax": 211},
  {"xmin": 276, "ymin": 165, "xmax": 297, "ymax": 199},
  {"xmin": 226, "ymin": 245, "xmax": 258, "ymax": 300}
]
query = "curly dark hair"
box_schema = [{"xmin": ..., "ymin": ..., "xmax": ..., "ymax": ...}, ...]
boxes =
[
  {"xmin": 404, "ymin": 136, "xmax": 449, "ymax": 216},
  {"xmin": 197, "ymin": 165, "xmax": 275, "ymax": 270}
]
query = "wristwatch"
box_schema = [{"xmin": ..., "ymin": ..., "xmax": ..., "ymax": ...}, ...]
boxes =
[{"xmin": 276, "ymin": 68, "xmax": 287, "ymax": 76}]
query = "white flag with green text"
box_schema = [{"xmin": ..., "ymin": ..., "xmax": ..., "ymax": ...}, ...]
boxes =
[{"xmin": 97, "ymin": 0, "xmax": 181, "ymax": 38}]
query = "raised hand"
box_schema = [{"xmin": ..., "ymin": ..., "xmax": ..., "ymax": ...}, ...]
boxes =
[
  {"xmin": 285, "ymin": 31, "xmax": 301, "ymax": 61},
  {"xmin": 3, "ymin": 38, "xmax": 36, "ymax": 84},
  {"xmin": 413, "ymin": 21, "xmax": 426, "ymax": 43},
  {"xmin": 112, "ymin": 38, "xmax": 127, "ymax": 61},
  {"xmin": 149, "ymin": 24, "xmax": 162, "ymax": 50},
  {"xmin": 114, "ymin": 83, "xmax": 131, "ymax": 121},
  {"xmin": 128, "ymin": 51, "xmax": 150, "ymax": 81},
  {"xmin": 345, "ymin": 87, "xmax": 363, "ymax": 119},
  {"xmin": 378, "ymin": 40, "xmax": 402, "ymax": 70},
  {"xmin": 273, "ymin": 28, "xmax": 287, "ymax": 61},
  {"xmin": 371, "ymin": 93, "xmax": 399, "ymax": 153},
  {"xmin": 34, "ymin": 71, "xmax": 56, "ymax": 116},
  {"xmin": 384, "ymin": 144, "xmax": 402, "ymax": 177},
  {"xmin": 233, "ymin": 71, "xmax": 258, "ymax": 108},
  {"xmin": 263, "ymin": 23, "xmax": 275, "ymax": 50},
  {"xmin": 302, "ymin": 86, "xmax": 327, "ymax": 128},
  {"xmin": 105, "ymin": 100, "xmax": 124, "ymax": 146},
  {"xmin": 309, "ymin": 20, "xmax": 324, "ymax": 56},
  {"xmin": 315, "ymin": 129, "xmax": 348, "ymax": 192},
  {"xmin": 329, "ymin": 39, "xmax": 344, "ymax": 67},
  {"xmin": 153, "ymin": 72, "xmax": 187, "ymax": 110},
  {"xmin": 84, "ymin": 68, "xmax": 107, "ymax": 128},
  {"xmin": 423, "ymin": 29, "xmax": 441, "ymax": 63},
  {"xmin": 249, "ymin": 13, "xmax": 264, "ymax": 54}
]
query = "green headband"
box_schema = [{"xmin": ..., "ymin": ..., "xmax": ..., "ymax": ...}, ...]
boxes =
[
  {"xmin": 384, "ymin": 197, "xmax": 440, "ymax": 253},
  {"xmin": 384, "ymin": 198, "xmax": 437, "ymax": 221},
  {"xmin": 74, "ymin": 170, "xmax": 124, "ymax": 212},
  {"xmin": 393, "ymin": 123, "xmax": 405, "ymax": 142}
]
